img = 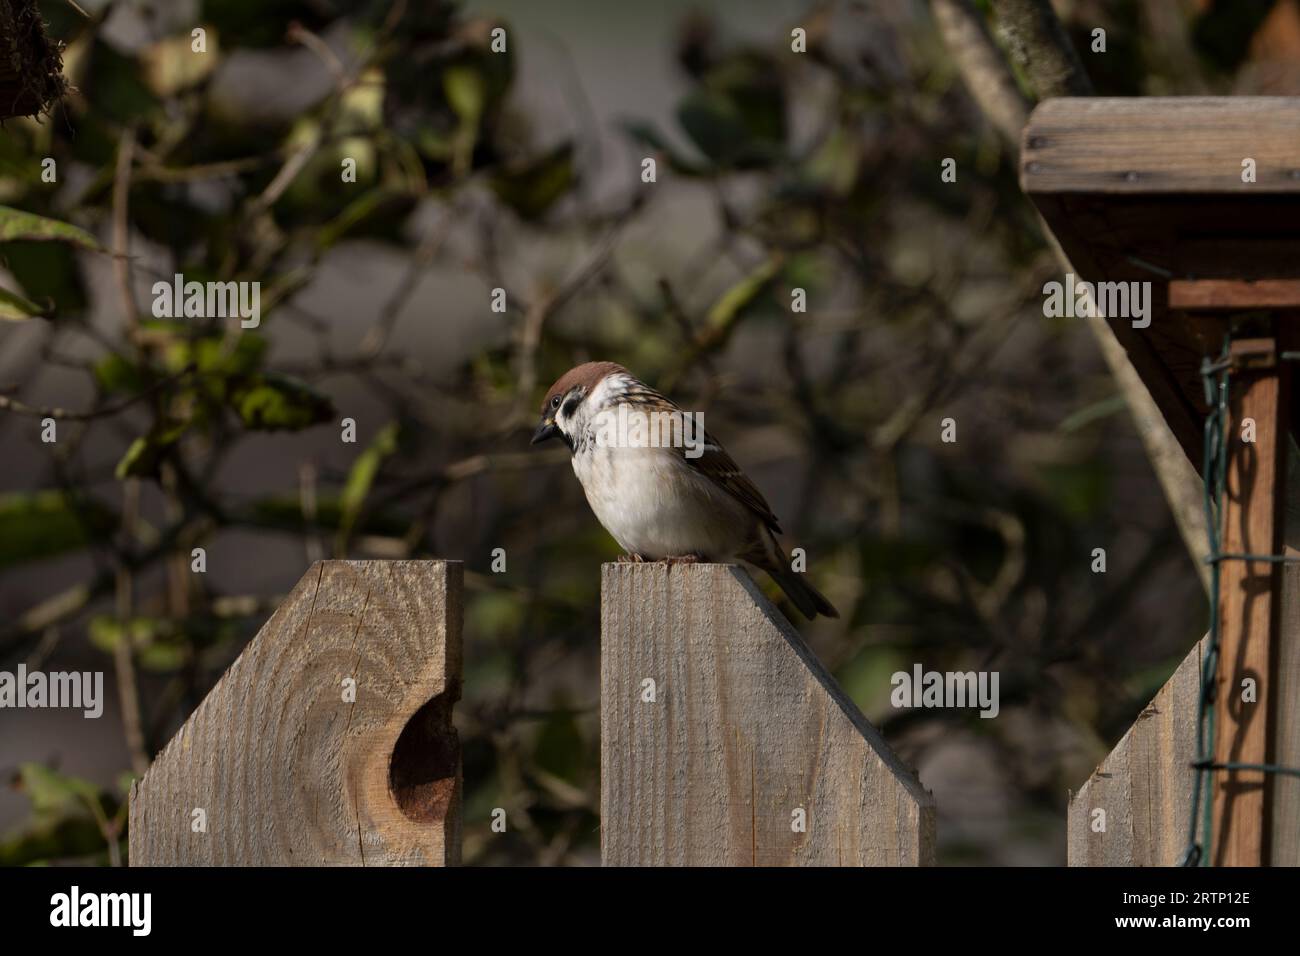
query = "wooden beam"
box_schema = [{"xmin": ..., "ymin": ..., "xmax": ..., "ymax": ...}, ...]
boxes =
[
  {"xmin": 600, "ymin": 562, "xmax": 935, "ymax": 866},
  {"xmin": 1213, "ymin": 338, "xmax": 1289, "ymax": 866},
  {"xmin": 1022, "ymin": 97, "xmax": 1300, "ymax": 194},
  {"xmin": 1273, "ymin": 549, "xmax": 1300, "ymax": 865},
  {"xmin": 1170, "ymin": 281, "xmax": 1300, "ymax": 312},
  {"xmin": 129, "ymin": 560, "xmax": 463, "ymax": 866}
]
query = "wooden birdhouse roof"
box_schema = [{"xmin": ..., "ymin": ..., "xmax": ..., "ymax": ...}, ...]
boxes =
[{"xmin": 1021, "ymin": 97, "xmax": 1300, "ymax": 466}]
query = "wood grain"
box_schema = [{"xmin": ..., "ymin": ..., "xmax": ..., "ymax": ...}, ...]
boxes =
[
  {"xmin": 1213, "ymin": 340, "xmax": 1288, "ymax": 866},
  {"xmin": 600, "ymin": 562, "xmax": 935, "ymax": 866},
  {"xmin": 1272, "ymin": 559, "xmax": 1300, "ymax": 866},
  {"xmin": 1022, "ymin": 97, "xmax": 1300, "ymax": 194},
  {"xmin": 1170, "ymin": 280, "xmax": 1300, "ymax": 311},
  {"xmin": 1068, "ymin": 637, "xmax": 1204, "ymax": 867},
  {"xmin": 129, "ymin": 560, "xmax": 463, "ymax": 866}
]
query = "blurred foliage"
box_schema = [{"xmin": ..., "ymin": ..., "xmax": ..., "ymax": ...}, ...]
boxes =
[
  {"xmin": 1, "ymin": 764, "xmax": 129, "ymax": 866},
  {"xmin": 3, "ymin": 0, "xmax": 1294, "ymax": 865}
]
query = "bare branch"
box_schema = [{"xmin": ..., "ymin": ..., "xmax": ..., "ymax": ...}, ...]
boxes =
[
  {"xmin": 931, "ymin": 0, "xmax": 1030, "ymax": 144},
  {"xmin": 987, "ymin": 0, "xmax": 1094, "ymax": 97},
  {"xmin": 0, "ymin": 364, "xmax": 194, "ymax": 420}
]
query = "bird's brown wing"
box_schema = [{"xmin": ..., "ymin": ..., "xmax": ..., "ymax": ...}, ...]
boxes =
[
  {"xmin": 681, "ymin": 431, "xmax": 783, "ymax": 535},
  {"xmin": 617, "ymin": 379, "xmax": 784, "ymax": 535}
]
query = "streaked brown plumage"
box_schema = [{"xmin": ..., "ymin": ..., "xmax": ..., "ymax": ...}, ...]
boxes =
[{"xmin": 531, "ymin": 361, "xmax": 838, "ymax": 619}]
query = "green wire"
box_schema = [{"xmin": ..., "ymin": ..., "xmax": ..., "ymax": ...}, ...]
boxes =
[
  {"xmin": 1181, "ymin": 339, "xmax": 1300, "ymax": 866},
  {"xmin": 1183, "ymin": 343, "xmax": 1228, "ymax": 866}
]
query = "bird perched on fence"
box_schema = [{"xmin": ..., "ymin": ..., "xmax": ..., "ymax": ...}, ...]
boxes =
[{"xmin": 530, "ymin": 361, "xmax": 838, "ymax": 619}]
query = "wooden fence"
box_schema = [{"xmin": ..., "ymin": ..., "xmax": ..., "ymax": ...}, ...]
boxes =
[
  {"xmin": 129, "ymin": 561, "xmax": 462, "ymax": 865},
  {"xmin": 1068, "ymin": 565, "xmax": 1300, "ymax": 866},
  {"xmin": 1024, "ymin": 97, "xmax": 1300, "ymax": 866},
  {"xmin": 601, "ymin": 562, "xmax": 934, "ymax": 865},
  {"xmin": 129, "ymin": 559, "xmax": 934, "ymax": 866}
]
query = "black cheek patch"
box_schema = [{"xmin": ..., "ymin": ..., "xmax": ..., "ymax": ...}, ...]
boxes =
[{"xmin": 561, "ymin": 395, "xmax": 582, "ymax": 419}]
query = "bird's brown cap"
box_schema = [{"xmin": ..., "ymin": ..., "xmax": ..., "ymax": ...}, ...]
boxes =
[{"xmin": 539, "ymin": 361, "xmax": 627, "ymax": 416}]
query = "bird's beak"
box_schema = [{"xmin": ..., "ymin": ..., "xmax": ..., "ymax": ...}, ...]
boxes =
[{"xmin": 531, "ymin": 418, "xmax": 559, "ymax": 445}]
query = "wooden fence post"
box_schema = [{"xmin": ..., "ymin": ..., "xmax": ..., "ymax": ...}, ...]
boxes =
[
  {"xmin": 1070, "ymin": 560, "xmax": 1300, "ymax": 866},
  {"xmin": 1067, "ymin": 638, "xmax": 1205, "ymax": 866},
  {"xmin": 600, "ymin": 562, "xmax": 935, "ymax": 866},
  {"xmin": 129, "ymin": 560, "xmax": 462, "ymax": 866},
  {"xmin": 1213, "ymin": 337, "xmax": 1289, "ymax": 865}
]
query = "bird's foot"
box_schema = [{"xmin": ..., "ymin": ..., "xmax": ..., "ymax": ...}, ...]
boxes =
[
  {"xmin": 617, "ymin": 552, "xmax": 648, "ymax": 563},
  {"xmin": 662, "ymin": 553, "xmax": 703, "ymax": 565}
]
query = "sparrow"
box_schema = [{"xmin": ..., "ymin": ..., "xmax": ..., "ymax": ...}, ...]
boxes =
[{"xmin": 531, "ymin": 361, "xmax": 838, "ymax": 619}]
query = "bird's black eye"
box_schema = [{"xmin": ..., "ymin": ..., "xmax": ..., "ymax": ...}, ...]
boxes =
[{"xmin": 551, "ymin": 395, "xmax": 561, "ymax": 409}]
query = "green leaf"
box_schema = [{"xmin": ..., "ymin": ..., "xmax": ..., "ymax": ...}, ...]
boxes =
[
  {"xmin": 231, "ymin": 373, "xmax": 335, "ymax": 430},
  {"xmin": 1059, "ymin": 394, "xmax": 1127, "ymax": 433},
  {"xmin": 617, "ymin": 120, "xmax": 709, "ymax": 176},
  {"xmin": 0, "ymin": 206, "xmax": 102, "ymax": 251},
  {"xmin": 0, "ymin": 765, "xmax": 117, "ymax": 866},
  {"xmin": 115, "ymin": 438, "xmax": 153, "ymax": 479},
  {"xmin": 315, "ymin": 188, "xmax": 416, "ymax": 249},
  {"xmin": 489, "ymin": 143, "xmax": 576, "ymax": 220},
  {"xmin": 140, "ymin": 31, "xmax": 221, "ymax": 96},
  {"xmin": 89, "ymin": 616, "xmax": 192, "ymax": 672},
  {"xmin": 676, "ymin": 89, "xmax": 753, "ymax": 166},
  {"xmin": 803, "ymin": 127, "xmax": 861, "ymax": 197},
  {"xmin": 17, "ymin": 764, "xmax": 102, "ymax": 815},
  {"xmin": 444, "ymin": 62, "xmax": 486, "ymax": 176},
  {"xmin": 0, "ymin": 492, "xmax": 117, "ymax": 569},
  {"xmin": 339, "ymin": 421, "xmax": 401, "ymax": 540},
  {"xmin": 114, "ymin": 421, "xmax": 187, "ymax": 480},
  {"xmin": 0, "ymin": 285, "xmax": 51, "ymax": 321},
  {"xmin": 88, "ymin": 616, "xmax": 162, "ymax": 653},
  {"xmin": 94, "ymin": 354, "xmax": 147, "ymax": 394},
  {"xmin": 137, "ymin": 642, "xmax": 190, "ymax": 671},
  {"xmin": 443, "ymin": 63, "xmax": 486, "ymax": 126},
  {"xmin": 703, "ymin": 53, "xmax": 786, "ymax": 148},
  {"xmin": 193, "ymin": 333, "xmax": 268, "ymax": 376},
  {"xmin": 705, "ymin": 254, "xmax": 783, "ymax": 331}
]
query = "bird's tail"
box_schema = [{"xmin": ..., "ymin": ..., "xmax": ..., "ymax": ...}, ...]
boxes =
[
  {"xmin": 747, "ymin": 530, "xmax": 840, "ymax": 620},
  {"xmin": 768, "ymin": 564, "xmax": 840, "ymax": 619}
]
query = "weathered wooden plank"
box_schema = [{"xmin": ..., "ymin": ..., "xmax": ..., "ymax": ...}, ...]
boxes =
[
  {"xmin": 1272, "ymin": 558, "xmax": 1300, "ymax": 865},
  {"xmin": 600, "ymin": 562, "xmax": 935, "ymax": 866},
  {"xmin": 1213, "ymin": 338, "xmax": 1288, "ymax": 866},
  {"xmin": 1022, "ymin": 97, "xmax": 1300, "ymax": 194},
  {"xmin": 129, "ymin": 560, "xmax": 463, "ymax": 866},
  {"xmin": 1170, "ymin": 280, "xmax": 1300, "ymax": 311},
  {"xmin": 1068, "ymin": 638, "xmax": 1204, "ymax": 866}
]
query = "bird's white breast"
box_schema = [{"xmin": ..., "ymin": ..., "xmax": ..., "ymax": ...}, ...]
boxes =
[{"xmin": 569, "ymin": 381, "xmax": 752, "ymax": 559}]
